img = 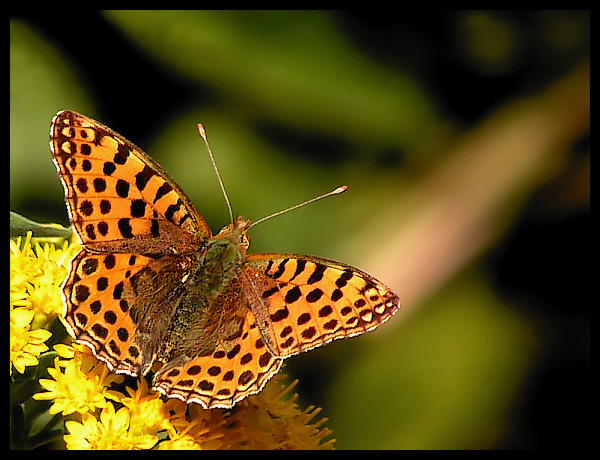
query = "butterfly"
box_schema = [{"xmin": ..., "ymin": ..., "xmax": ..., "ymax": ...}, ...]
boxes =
[{"xmin": 50, "ymin": 110, "xmax": 400, "ymax": 409}]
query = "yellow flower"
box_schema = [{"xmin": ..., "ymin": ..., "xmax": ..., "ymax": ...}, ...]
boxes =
[
  {"xmin": 10, "ymin": 306, "xmax": 52, "ymax": 374},
  {"xmin": 118, "ymin": 377, "xmax": 171, "ymax": 435},
  {"xmin": 158, "ymin": 430, "xmax": 202, "ymax": 450},
  {"xmin": 33, "ymin": 344, "xmax": 123, "ymax": 416},
  {"xmin": 64, "ymin": 403, "xmax": 158, "ymax": 450},
  {"xmin": 158, "ymin": 374, "xmax": 334, "ymax": 450},
  {"xmin": 10, "ymin": 233, "xmax": 36, "ymax": 296},
  {"xmin": 227, "ymin": 375, "xmax": 335, "ymax": 449},
  {"xmin": 10, "ymin": 233, "xmax": 61, "ymax": 374},
  {"xmin": 10, "ymin": 233, "xmax": 79, "ymax": 322},
  {"xmin": 162, "ymin": 399, "xmax": 230, "ymax": 450}
]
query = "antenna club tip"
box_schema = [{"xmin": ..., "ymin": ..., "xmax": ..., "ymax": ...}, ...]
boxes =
[
  {"xmin": 333, "ymin": 185, "xmax": 348, "ymax": 194},
  {"xmin": 197, "ymin": 123, "xmax": 207, "ymax": 139}
]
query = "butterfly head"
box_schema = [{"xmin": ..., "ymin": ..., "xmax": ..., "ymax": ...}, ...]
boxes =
[{"xmin": 214, "ymin": 216, "xmax": 251, "ymax": 254}]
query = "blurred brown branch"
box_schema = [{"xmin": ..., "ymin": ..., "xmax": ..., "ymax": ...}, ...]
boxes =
[{"xmin": 364, "ymin": 61, "xmax": 590, "ymax": 314}]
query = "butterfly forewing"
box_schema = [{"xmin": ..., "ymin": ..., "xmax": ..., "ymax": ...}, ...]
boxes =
[{"xmin": 50, "ymin": 110, "xmax": 211, "ymax": 254}]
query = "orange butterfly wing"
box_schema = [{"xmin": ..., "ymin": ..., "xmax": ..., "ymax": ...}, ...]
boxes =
[
  {"xmin": 50, "ymin": 110, "xmax": 211, "ymax": 254},
  {"xmin": 152, "ymin": 309, "xmax": 283, "ymax": 409},
  {"xmin": 62, "ymin": 250, "xmax": 192, "ymax": 376},
  {"xmin": 241, "ymin": 254, "xmax": 400, "ymax": 357}
]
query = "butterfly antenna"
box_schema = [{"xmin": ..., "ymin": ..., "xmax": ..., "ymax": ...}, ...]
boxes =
[
  {"xmin": 248, "ymin": 185, "xmax": 348, "ymax": 229},
  {"xmin": 197, "ymin": 123, "xmax": 234, "ymax": 225}
]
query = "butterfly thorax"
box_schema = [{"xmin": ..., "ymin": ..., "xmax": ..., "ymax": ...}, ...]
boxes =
[{"xmin": 192, "ymin": 217, "xmax": 250, "ymax": 296}]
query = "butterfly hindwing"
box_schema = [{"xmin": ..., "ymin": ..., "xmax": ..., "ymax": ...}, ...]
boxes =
[
  {"xmin": 241, "ymin": 254, "xmax": 400, "ymax": 357},
  {"xmin": 152, "ymin": 310, "xmax": 283, "ymax": 409},
  {"xmin": 63, "ymin": 250, "xmax": 194, "ymax": 377}
]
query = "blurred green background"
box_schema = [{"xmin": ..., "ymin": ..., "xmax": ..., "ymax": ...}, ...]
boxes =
[{"xmin": 10, "ymin": 11, "xmax": 589, "ymax": 449}]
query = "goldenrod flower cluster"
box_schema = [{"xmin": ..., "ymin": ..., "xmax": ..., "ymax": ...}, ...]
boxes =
[{"xmin": 10, "ymin": 234, "xmax": 334, "ymax": 450}]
